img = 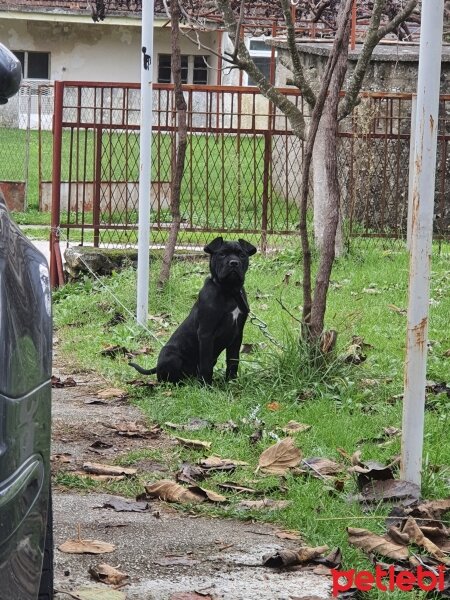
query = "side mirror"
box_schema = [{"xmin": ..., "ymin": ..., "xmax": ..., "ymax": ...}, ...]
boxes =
[{"xmin": 0, "ymin": 43, "xmax": 22, "ymax": 105}]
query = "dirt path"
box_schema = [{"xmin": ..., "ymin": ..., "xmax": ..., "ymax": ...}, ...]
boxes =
[{"xmin": 51, "ymin": 351, "xmax": 333, "ymax": 600}]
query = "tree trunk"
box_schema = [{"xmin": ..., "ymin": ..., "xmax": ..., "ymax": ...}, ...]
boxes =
[
  {"xmin": 309, "ymin": 15, "xmax": 351, "ymax": 341},
  {"xmin": 157, "ymin": 0, "xmax": 187, "ymax": 288},
  {"xmin": 312, "ymin": 118, "xmax": 344, "ymax": 257}
]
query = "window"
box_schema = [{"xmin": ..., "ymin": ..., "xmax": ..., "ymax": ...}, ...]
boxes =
[
  {"xmin": 246, "ymin": 38, "xmax": 275, "ymax": 86},
  {"xmin": 158, "ymin": 54, "xmax": 208, "ymax": 85},
  {"xmin": 13, "ymin": 51, "xmax": 50, "ymax": 79}
]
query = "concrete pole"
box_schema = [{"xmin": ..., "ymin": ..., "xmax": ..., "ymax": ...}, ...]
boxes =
[
  {"xmin": 401, "ymin": 0, "xmax": 444, "ymax": 486},
  {"xmin": 406, "ymin": 94, "xmax": 417, "ymax": 251},
  {"xmin": 136, "ymin": 0, "xmax": 154, "ymax": 325}
]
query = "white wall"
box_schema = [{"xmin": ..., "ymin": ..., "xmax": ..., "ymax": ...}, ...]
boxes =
[{"xmin": 0, "ymin": 17, "xmax": 219, "ymax": 84}]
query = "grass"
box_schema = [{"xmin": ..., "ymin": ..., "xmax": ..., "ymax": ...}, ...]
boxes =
[{"xmin": 53, "ymin": 243, "xmax": 450, "ymax": 599}]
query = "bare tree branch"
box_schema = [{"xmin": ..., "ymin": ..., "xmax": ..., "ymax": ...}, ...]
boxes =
[
  {"xmin": 215, "ymin": 0, "xmax": 307, "ymax": 139},
  {"xmin": 338, "ymin": 0, "xmax": 418, "ymax": 120},
  {"xmin": 279, "ymin": 0, "xmax": 317, "ymax": 107}
]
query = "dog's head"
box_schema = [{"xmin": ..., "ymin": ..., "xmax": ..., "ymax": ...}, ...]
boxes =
[{"xmin": 204, "ymin": 237, "xmax": 257, "ymax": 287}]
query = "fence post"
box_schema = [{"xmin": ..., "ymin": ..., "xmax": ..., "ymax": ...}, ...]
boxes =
[
  {"xmin": 261, "ymin": 132, "xmax": 271, "ymax": 254},
  {"xmin": 93, "ymin": 126, "xmax": 102, "ymax": 248},
  {"xmin": 50, "ymin": 80, "xmax": 64, "ymax": 287}
]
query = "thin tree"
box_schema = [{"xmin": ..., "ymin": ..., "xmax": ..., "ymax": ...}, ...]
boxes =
[
  {"xmin": 158, "ymin": 0, "xmax": 188, "ymax": 287},
  {"xmin": 182, "ymin": 0, "xmax": 418, "ymax": 344}
]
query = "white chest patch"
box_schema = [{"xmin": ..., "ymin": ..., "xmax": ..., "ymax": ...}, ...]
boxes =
[{"xmin": 231, "ymin": 306, "xmax": 242, "ymax": 323}]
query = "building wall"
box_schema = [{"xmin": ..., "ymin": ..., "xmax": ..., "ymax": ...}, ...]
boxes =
[{"xmin": 0, "ymin": 17, "xmax": 219, "ymax": 83}]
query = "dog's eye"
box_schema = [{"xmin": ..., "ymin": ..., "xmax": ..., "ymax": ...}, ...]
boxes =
[{"xmin": 239, "ymin": 252, "xmax": 246, "ymax": 259}]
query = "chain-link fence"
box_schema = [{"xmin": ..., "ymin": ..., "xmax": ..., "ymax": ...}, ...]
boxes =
[{"xmin": 0, "ymin": 82, "xmax": 53, "ymax": 210}]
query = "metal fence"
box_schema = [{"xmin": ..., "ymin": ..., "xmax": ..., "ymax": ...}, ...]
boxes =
[{"xmin": 3, "ymin": 81, "xmax": 450, "ymax": 285}]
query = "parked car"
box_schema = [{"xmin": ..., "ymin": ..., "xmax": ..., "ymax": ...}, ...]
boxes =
[{"xmin": 0, "ymin": 42, "xmax": 53, "ymax": 600}]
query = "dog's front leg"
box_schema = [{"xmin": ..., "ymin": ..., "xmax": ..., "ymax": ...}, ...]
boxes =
[
  {"xmin": 198, "ymin": 331, "xmax": 215, "ymax": 385},
  {"xmin": 225, "ymin": 335, "xmax": 242, "ymax": 380}
]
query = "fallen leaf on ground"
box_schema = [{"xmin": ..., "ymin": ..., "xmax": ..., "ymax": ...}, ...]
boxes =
[
  {"xmin": 176, "ymin": 462, "xmax": 206, "ymax": 484},
  {"xmin": 100, "ymin": 345, "xmax": 130, "ymax": 358},
  {"xmin": 51, "ymin": 375, "xmax": 77, "ymax": 388},
  {"xmin": 401, "ymin": 516, "xmax": 450, "ymax": 563},
  {"xmin": 145, "ymin": 480, "xmax": 204, "ymax": 504},
  {"xmin": 351, "ymin": 479, "xmax": 420, "ymax": 503},
  {"xmin": 83, "ymin": 462, "xmax": 137, "ymax": 477},
  {"xmin": 282, "ymin": 421, "xmax": 311, "ymax": 435},
  {"xmin": 59, "ymin": 537, "xmax": 115, "ymax": 555},
  {"xmin": 347, "ymin": 527, "xmax": 408, "ymax": 560},
  {"xmin": 241, "ymin": 343, "xmax": 256, "ymax": 354},
  {"xmin": 275, "ymin": 529, "xmax": 302, "ymax": 540},
  {"xmin": 256, "ymin": 438, "xmax": 301, "ymax": 475},
  {"xmin": 236, "ymin": 499, "xmax": 291, "ymax": 511},
  {"xmin": 263, "ymin": 545, "xmax": 329, "ymax": 568},
  {"xmin": 72, "ymin": 588, "xmax": 126, "ymax": 600},
  {"xmin": 98, "ymin": 497, "xmax": 150, "ymax": 512},
  {"xmin": 89, "ymin": 563, "xmax": 128, "ymax": 586},
  {"xmin": 174, "ymin": 437, "xmax": 212, "ymax": 451},
  {"xmin": 51, "ymin": 453, "xmax": 72, "ymax": 463},
  {"xmin": 199, "ymin": 456, "xmax": 248, "ymax": 471},
  {"xmin": 90, "ymin": 440, "xmax": 113, "ymax": 449},
  {"xmin": 96, "ymin": 388, "xmax": 128, "ymax": 400},
  {"xmin": 102, "ymin": 421, "xmax": 160, "ymax": 438},
  {"xmin": 145, "ymin": 480, "xmax": 226, "ymax": 504},
  {"xmin": 300, "ymin": 457, "xmax": 343, "ymax": 478}
]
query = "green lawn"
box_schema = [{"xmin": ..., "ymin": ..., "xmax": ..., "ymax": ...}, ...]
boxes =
[{"xmin": 54, "ymin": 242, "xmax": 450, "ymax": 599}]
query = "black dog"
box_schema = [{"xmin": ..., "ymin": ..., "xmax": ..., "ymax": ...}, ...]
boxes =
[{"xmin": 129, "ymin": 237, "xmax": 256, "ymax": 384}]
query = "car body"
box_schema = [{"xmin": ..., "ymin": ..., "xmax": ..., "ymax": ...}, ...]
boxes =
[{"xmin": 0, "ymin": 42, "xmax": 53, "ymax": 600}]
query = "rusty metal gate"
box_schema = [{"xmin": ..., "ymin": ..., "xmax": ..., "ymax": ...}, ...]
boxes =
[{"xmin": 49, "ymin": 81, "xmax": 305, "ymax": 285}]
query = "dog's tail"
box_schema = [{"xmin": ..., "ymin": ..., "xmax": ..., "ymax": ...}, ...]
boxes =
[{"xmin": 128, "ymin": 361, "xmax": 158, "ymax": 376}]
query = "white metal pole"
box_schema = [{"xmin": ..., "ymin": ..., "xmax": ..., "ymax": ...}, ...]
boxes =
[
  {"xmin": 401, "ymin": 0, "xmax": 444, "ymax": 486},
  {"xmin": 137, "ymin": 0, "xmax": 154, "ymax": 325},
  {"xmin": 406, "ymin": 94, "xmax": 417, "ymax": 251}
]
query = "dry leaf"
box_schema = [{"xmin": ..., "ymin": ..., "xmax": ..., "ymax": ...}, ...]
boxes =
[
  {"xmin": 83, "ymin": 462, "xmax": 137, "ymax": 477},
  {"xmin": 301, "ymin": 457, "xmax": 343, "ymax": 477},
  {"xmin": 144, "ymin": 480, "xmax": 226, "ymax": 504},
  {"xmin": 263, "ymin": 545, "xmax": 329, "ymax": 568},
  {"xmin": 353, "ymin": 479, "xmax": 421, "ymax": 503},
  {"xmin": 174, "ymin": 437, "xmax": 212, "ymax": 451},
  {"xmin": 199, "ymin": 456, "xmax": 248, "ymax": 470},
  {"xmin": 401, "ymin": 517, "xmax": 450, "ymax": 563},
  {"xmin": 266, "ymin": 401, "xmax": 281, "ymax": 411},
  {"xmin": 347, "ymin": 527, "xmax": 408, "ymax": 560},
  {"xmin": 282, "ymin": 421, "xmax": 311, "ymax": 435},
  {"xmin": 102, "ymin": 421, "xmax": 160, "ymax": 438},
  {"xmin": 59, "ymin": 538, "xmax": 116, "ymax": 555},
  {"xmin": 145, "ymin": 480, "xmax": 205, "ymax": 504},
  {"xmin": 89, "ymin": 563, "xmax": 128, "ymax": 586},
  {"xmin": 51, "ymin": 375, "xmax": 77, "ymax": 388},
  {"xmin": 96, "ymin": 388, "xmax": 128, "ymax": 400},
  {"xmin": 275, "ymin": 529, "xmax": 302, "ymax": 540},
  {"xmin": 257, "ymin": 438, "xmax": 301, "ymax": 475}
]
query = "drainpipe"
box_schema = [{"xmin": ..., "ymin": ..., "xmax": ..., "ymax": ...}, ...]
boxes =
[
  {"xmin": 401, "ymin": 0, "xmax": 444, "ymax": 487},
  {"xmin": 137, "ymin": 0, "xmax": 155, "ymax": 325}
]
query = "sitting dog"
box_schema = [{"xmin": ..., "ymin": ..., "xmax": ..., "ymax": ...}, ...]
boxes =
[{"xmin": 129, "ymin": 237, "xmax": 256, "ymax": 384}]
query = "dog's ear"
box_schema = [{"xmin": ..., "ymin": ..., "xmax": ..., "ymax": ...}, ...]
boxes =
[
  {"xmin": 238, "ymin": 239, "xmax": 257, "ymax": 256},
  {"xmin": 204, "ymin": 237, "xmax": 223, "ymax": 255}
]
